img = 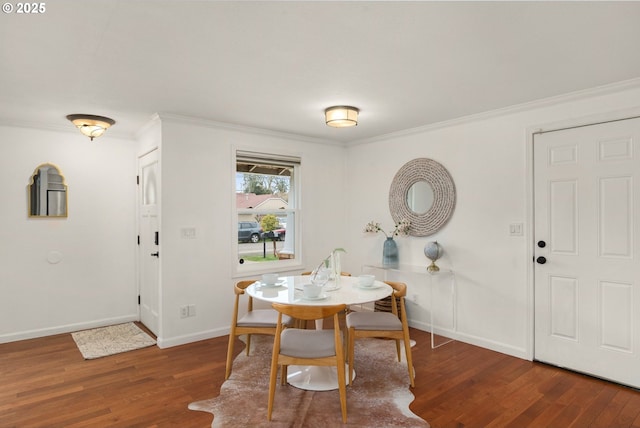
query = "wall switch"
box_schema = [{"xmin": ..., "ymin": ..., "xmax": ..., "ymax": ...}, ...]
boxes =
[
  {"xmin": 188, "ymin": 304, "xmax": 196, "ymax": 317},
  {"xmin": 509, "ymin": 223, "xmax": 524, "ymax": 236},
  {"xmin": 181, "ymin": 227, "xmax": 196, "ymax": 239},
  {"xmin": 180, "ymin": 305, "xmax": 189, "ymax": 318}
]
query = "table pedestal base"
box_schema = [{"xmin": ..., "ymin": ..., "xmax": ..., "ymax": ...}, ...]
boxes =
[{"xmin": 286, "ymin": 364, "xmax": 353, "ymax": 391}]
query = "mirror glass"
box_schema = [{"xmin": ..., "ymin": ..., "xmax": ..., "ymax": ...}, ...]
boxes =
[
  {"xmin": 406, "ymin": 180, "xmax": 434, "ymax": 214},
  {"xmin": 28, "ymin": 164, "xmax": 67, "ymax": 217}
]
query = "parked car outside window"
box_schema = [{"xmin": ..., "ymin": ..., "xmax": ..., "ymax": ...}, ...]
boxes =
[
  {"xmin": 238, "ymin": 222, "xmax": 262, "ymax": 243},
  {"xmin": 262, "ymin": 226, "xmax": 286, "ymax": 241}
]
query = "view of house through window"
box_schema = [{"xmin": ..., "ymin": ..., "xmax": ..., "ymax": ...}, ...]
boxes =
[{"xmin": 235, "ymin": 151, "xmax": 299, "ymax": 269}]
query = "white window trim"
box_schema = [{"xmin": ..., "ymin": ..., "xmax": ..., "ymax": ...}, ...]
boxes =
[{"xmin": 232, "ymin": 148, "xmax": 303, "ymax": 277}]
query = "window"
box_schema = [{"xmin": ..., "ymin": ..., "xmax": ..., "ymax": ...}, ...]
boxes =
[{"xmin": 234, "ymin": 150, "xmax": 300, "ymax": 273}]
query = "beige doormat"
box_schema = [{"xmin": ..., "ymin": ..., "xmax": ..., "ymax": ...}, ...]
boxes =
[
  {"xmin": 189, "ymin": 335, "xmax": 429, "ymax": 427},
  {"xmin": 71, "ymin": 322, "xmax": 156, "ymax": 359}
]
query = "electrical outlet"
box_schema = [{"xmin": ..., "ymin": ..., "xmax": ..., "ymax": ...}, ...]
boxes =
[
  {"xmin": 412, "ymin": 294, "xmax": 419, "ymax": 303},
  {"xmin": 180, "ymin": 305, "xmax": 189, "ymax": 318},
  {"xmin": 188, "ymin": 304, "xmax": 196, "ymax": 317}
]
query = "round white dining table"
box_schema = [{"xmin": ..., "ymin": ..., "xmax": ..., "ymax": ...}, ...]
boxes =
[{"xmin": 246, "ymin": 275, "xmax": 392, "ymax": 391}]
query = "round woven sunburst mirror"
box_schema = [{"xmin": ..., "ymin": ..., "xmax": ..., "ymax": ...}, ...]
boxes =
[{"xmin": 389, "ymin": 158, "xmax": 456, "ymax": 237}]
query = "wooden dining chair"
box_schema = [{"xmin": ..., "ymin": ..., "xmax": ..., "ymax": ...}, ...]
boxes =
[
  {"xmin": 346, "ymin": 281, "xmax": 415, "ymax": 387},
  {"xmin": 268, "ymin": 303, "xmax": 348, "ymax": 423},
  {"xmin": 225, "ymin": 280, "xmax": 293, "ymax": 380}
]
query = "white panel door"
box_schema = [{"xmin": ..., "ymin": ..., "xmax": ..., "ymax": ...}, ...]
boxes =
[
  {"xmin": 138, "ymin": 149, "xmax": 160, "ymax": 336},
  {"xmin": 534, "ymin": 117, "xmax": 640, "ymax": 388}
]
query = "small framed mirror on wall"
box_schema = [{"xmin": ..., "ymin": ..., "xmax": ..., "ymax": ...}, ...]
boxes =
[
  {"xmin": 28, "ymin": 163, "xmax": 68, "ymax": 217},
  {"xmin": 389, "ymin": 158, "xmax": 455, "ymax": 236}
]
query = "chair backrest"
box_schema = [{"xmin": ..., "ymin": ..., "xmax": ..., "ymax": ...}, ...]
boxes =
[
  {"xmin": 385, "ymin": 281, "xmax": 407, "ymax": 318},
  {"xmin": 234, "ymin": 280, "xmax": 254, "ymax": 294},
  {"xmin": 272, "ymin": 303, "xmax": 347, "ymax": 322},
  {"xmin": 233, "ymin": 279, "xmax": 258, "ymax": 316},
  {"xmin": 386, "ymin": 280, "xmax": 407, "ymax": 298}
]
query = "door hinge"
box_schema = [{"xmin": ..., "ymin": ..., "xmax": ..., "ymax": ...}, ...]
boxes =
[
  {"xmin": 138, "ymin": 295, "xmax": 141, "ymax": 305},
  {"xmin": 137, "ymin": 235, "xmax": 140, "ymax": 245},
  {"xmin": 136, "ymin": 175, "xmax": 140, "ymax": 185}
]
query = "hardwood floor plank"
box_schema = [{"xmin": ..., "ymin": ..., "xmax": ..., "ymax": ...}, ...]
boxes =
[
  {"xmin": 567, "ymin": 387, "xmax": 621, "ymax": 428},
  {"xmin": 614, "ymin": 394, "xmax": 640, "ymax": 427},
  {"xmin": 591, "ymin": 389, "xmax": 634, "ymax": 428},
  {"xmin": 2, "ymin": 326, "xmax": 640, "ymax": 427},
  {"xmin": 499, "ymin": 374, "xmax": 576, "ymax": 427}
]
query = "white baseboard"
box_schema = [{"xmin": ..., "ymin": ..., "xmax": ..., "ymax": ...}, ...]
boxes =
[
  {"xmin": 452, "ymin": 331, "xmax": 529, "ymax": 360},
  {"xmin": 0, "ymin": 314, "xmax": 139, "ymax": 344},
  {"xmin": 408, "ymin": 319, "xmax": 529, "ymax": 360},
  {"xmin": 156, "ymin": 326, "xmax": 229, "ymax": 349}
]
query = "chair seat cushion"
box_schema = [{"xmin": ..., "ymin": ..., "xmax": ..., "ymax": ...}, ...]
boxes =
[
  {"xmin": 280, "ymin": 329, "xmax": 336, "ymax": 358},
  {"xmin": 346, "ymin": 311, "xmax": 402, "ymax": 331},
  {"xmin": 237, "ymin": 309, "xmax": 292, "ymax": 327}
]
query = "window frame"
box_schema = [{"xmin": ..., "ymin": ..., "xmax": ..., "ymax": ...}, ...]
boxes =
[{"xmin": 232, "ymin": 148, "xmax": 302, "ymax": 276}]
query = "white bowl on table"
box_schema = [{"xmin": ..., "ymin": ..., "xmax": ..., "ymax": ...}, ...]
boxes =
[
  {"xmin": 357, "ymin": 274, "xmax": 375, "ymax": 287},
  {"xmin": 262, "ymin": 273, "xmax": 279, "ymax": 285},
  {"xmin": 303, "ymin": 283, "xmax": 323, "ymax": 298}
]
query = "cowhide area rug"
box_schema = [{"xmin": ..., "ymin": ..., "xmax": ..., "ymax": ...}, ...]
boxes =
[{"xmin": 189, "ymin": 335, "xmax": 429, "ymax": 427}]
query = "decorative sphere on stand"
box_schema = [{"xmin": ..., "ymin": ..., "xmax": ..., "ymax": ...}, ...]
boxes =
[{"xmin": 424, "ymin": 241, "xmax": 443, "ymax": 272}]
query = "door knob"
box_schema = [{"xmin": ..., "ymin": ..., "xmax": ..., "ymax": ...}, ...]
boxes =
[
  {"xmin": 150, "ymin": 252, "xmax": 159, "ymax": 258},
  {"xmin": 536, "ymin": 256, "xmax": 547, "ymax": 264},
  {"xmin": 537, "ymin": 240, "xmax": 546, "ymax": 248}
]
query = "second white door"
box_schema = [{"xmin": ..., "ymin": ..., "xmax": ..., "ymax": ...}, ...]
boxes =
[
  {"xmin": 534, "ymin": 117, "xmax": 640, "ymax": 388},
  {"xmin": 138, "ymin": 149, "xmax": 160, "ymax": 336}
]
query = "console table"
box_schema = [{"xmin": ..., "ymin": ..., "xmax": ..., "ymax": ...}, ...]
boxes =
[{"xmin": 362, "ymin": 264, "xmax": 456, "ymax": 349}]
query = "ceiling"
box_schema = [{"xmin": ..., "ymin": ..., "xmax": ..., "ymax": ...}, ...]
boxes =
[{"xmin": 2, "ymin": 1, "xmax": 640, "ymax": 144}]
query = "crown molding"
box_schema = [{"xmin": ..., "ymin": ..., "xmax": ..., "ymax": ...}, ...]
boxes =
[
  {"xmin": 0, "ymin": 118, "xmax": 69, "ymax": 134},
  {"xmin": 347, "ymin": 77, "xmax": 640, "ymax": 146},
  {"xmin": 155, "ymin": 113, "xmax": 342, "ymax": 147},
  {"xmin": 0, "ymin": 117, "xmax": 136, "ymax": 141},
  {"xmin": 2, "ymin": 77, "xmax": 639, "ymax": 146}
]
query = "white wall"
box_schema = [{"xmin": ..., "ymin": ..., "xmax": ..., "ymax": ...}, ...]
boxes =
[
  {"xmin": 0, "ymin": 125, "xmax": 138, "ymax": 342},
  {"xmin": 0, "ymin": 114, "xmax": 348, "ymax": 347},
  {"xmin": 344, "ymin": 83, "xmax": 640, "ymax": 359},
  {"xmin": 154, "ymin": 116, "xmax": 348, "ymax": 347},
  {"xmin": 2, "ymin": 82, "xmax": 638, "ymax": 360}
]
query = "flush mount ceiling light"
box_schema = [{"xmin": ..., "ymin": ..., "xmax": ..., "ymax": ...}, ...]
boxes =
[
  {"xmin": 325, "ymin": 106, "xmax": 359, "ymax": 128},
  {"xmin": 66, "ymin": 114, "xmax": 116, "ymax": 141}
]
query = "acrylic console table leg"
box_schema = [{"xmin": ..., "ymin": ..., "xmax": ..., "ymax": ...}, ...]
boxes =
[{"xmin": 429, "ymin": 269, "xmax": 456, "ymax": 349}]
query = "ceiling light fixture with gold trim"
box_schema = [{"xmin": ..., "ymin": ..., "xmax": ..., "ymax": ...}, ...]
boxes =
[
  {"xmin": 66, "ymin": 114, "xmax": 116, "ymax": 141},
  {"xmin": 324, "ymin": 106, "xmax": 359, "ymax": 128}
]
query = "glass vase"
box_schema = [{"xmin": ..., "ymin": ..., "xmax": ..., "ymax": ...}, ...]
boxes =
[{"xmin": 382, "ymin": 237, "xmax": 399, "ymax": 269}]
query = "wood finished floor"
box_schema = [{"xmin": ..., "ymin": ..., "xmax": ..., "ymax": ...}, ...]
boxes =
[{"xmin": 2, "ymin": 325, "xmax": 640, "ymax": 427}]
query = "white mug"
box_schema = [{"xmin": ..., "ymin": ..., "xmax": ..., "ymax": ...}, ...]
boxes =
[
  {"xmin": 303, "ymin": 283, "xmax": 322, "ymax": 298},
  {"xmin": 262, "ymin": 273, "xmax": 279, "ymax": 285},
  {"xmin": 358, "ymin": 274, "xmax": 375, "ymax": 287}
]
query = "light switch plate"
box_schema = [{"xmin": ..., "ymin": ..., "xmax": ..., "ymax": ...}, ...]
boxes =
[
  {"xmin": 509, "ymin": 223, "xmax": 524, "ymax": 236},
  {"xmin": 181, "ymin": 227, "xmax": 196, "ymax": 239}
]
